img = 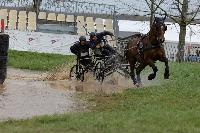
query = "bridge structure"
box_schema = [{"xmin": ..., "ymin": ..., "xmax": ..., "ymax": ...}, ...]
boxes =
[
  {"xmin": 0, "ymin": 0, "xmax": 118, "ymax": 34},
  {"xmin": 0, "ymin": 0, "xmax": 175, "ymax": 35}
]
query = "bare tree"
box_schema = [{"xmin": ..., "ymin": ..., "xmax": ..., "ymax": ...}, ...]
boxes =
[
  {"xmin": 32, "ymin": 0, "xmax": 42, "ymax": 31},
  {"xmin": 33, "ymin": 0, "xmax": 37, "ymax": 9},
  {"xmin": 144, "ymin": 0, "xmax": 165, "ymax": 27},
  {"xmin": 33, "ymin": 0, "xmax": 42, "ymax": 12},
  {"xmin": 155, "ymin": 0, "xmax": 200, "ymax": 62}
]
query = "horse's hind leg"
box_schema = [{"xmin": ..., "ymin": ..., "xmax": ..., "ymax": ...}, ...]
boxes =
[{"xmin": 159, "ymin": 57, "xmax": 169, "ymax": 79}]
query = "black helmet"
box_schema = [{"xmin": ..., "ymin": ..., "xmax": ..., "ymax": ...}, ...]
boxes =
[
  {"xmin": 89, "ymin": 32, "xmax": 96, "ymax": 38},
  {"xmin": 79, "ymin": 36, "xmax": 86, "ymax": 41}
]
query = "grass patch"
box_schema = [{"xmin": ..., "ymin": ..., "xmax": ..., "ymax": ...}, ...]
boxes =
[
  {"xmin": 0, "ymin": 61, "xmax": 200, "ymax": 132},
  {"xmin": 8, "ymin": 50, "xmax": 75, "ymax": 71}
]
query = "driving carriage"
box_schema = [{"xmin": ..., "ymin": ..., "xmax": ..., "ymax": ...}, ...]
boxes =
[
  {"xmin": 69, "ymin": 43, "xmax": 130, "ymax": 82},
  {"xmin": 93, "ymin": 51, "xmax": 130, "ymax": 82}
]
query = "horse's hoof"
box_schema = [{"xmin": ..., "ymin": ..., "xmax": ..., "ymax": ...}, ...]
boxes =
[
  {"xmin": 164, "ymin": 73, "xmax": 169, "ymax": 79},
  {"xmin": 164, "ymin": 75, "xmax": 169, "ymax": 79},
  {"xmin": 148, "ymin": 74, "xmax": 155, "ymax": 80},
  {"xmin": 135, "ymin": 83, "xmax": 142, "ymax": 88}
]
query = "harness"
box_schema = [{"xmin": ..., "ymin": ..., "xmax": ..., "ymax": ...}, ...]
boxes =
[
  {"xmin": 140, "ymin": 43, "xmax": 164, "ymax": 52},
  {"xmin": 124, "ymin": 40, "xmax": 164, "ymax": 62}
]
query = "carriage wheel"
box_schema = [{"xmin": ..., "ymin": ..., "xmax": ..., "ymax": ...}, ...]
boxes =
[
  {"xmin": 69, "ymin": 64, "xmax": 84, "ymax": 82},
  {"xmin": 94, "ymin": 62, "xmax": 104, "ymax": 83}
]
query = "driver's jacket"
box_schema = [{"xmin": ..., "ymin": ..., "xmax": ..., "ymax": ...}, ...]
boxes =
[
  {"xmin": 89, "ymin": 31, "xmax": 113, "ymax": 49},
  {"xmin": 70, "ymin": 41, "xmax": 91, "ymax": 58}
]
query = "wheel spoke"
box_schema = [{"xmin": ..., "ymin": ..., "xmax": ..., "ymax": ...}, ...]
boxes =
[{"xmin": 69, "ymin": 65, "xmax": 84, "ymax": 81}]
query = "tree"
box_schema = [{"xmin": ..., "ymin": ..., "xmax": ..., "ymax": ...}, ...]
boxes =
[
  {"xmin": 33, "ymin": 0, "xmax": 42, "ymax": 12},
  {"xmin": 32, "ymin": 0, "xmax": 42, "ymax": 31},
  {"xmin": 155, "ymin": 0, "xmax": 200, "ymax": 62},
  {"xmin": 144, "ymin": 0, "xmax": 165, "ymax": 27}
]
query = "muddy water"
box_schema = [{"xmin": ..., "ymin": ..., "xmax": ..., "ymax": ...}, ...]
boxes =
[
  {"xmin": 0, "ymin": 68, "xmax": 84, "ymax": 121},
  {"xmin": 0, "ymin": 68, "xmax": 159, "ymax": 121},
  {"xmin": 48, "ymin": 73, "xmax": 134, "ymax": 94}
]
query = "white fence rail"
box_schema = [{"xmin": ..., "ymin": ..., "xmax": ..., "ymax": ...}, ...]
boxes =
[{"xmin": 164, "ymin": 41, "xmax": 200, "ymax": 62}]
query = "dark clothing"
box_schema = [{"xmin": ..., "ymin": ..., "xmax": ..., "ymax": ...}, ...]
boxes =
[
  {"xmin": 70, "ymin": 41, "xmax": 90, "ymax": 57},
  {"xmin": 79, "ymin": 58, "xmax": 92, "ymax": 68},
  {"xmin": 70, "ymin": 41, "xmax": 92, "ymax": 67},
  {"xmin": 89, "ymin": 31, "xmax": 115, "ymax": 56},
  {"xmin": 101, "ymin": 44, "xmax": 115, "ymax": 56},
  {"xmin": 89, "ymin": 31, "xmax": 113, "ymax": 49}
]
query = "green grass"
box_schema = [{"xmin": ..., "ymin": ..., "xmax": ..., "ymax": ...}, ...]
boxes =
[
  {"xmin": 8, "ymin": 50, "xmax": 75, "ymax": 71},
  {"xmin": 1, "ymin": 55, "xmax": 200, "ymax": 132}
]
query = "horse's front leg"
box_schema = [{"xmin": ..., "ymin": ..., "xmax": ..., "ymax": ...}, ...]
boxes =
[
  {"xmin": 136, "ymin": 63, "xmax": 146, "ymax": 86},
  {"xmin": 147, "ymin": 59, "xmax": 158, "ymax": 80},
  {"xmin": 159, "ymin": 57, "xmax": 169, "ymax": 79},
  {"xmin": 129, "ymin": 61, "xmax": 137, "ymax": 85}
]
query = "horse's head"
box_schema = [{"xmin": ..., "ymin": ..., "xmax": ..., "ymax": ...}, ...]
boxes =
[{"xmin": 151, "ymin": 15, "xmax": 167, "ymax": 44}]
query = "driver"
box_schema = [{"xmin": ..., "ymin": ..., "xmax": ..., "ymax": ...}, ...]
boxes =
[
  {"xmin": 89, "ymin": 31, "xmax": 116, "ymax": 57},
  {"xmin": 70, "ymin": 36, "xmax": 92, "ymax": 68}
]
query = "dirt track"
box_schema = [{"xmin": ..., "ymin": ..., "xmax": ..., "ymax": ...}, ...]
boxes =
[{"xmin": 0, "ymin": 68, "xmax": 159, "ymax": 121}]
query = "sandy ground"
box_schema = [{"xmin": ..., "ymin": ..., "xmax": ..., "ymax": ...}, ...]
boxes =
[{"xmin": 0, "ymin": 67, "xmax": 160, "ymax": 121}]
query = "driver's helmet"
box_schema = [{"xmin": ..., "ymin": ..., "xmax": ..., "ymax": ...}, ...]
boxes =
[
  {"xmin": 79, "ymin": 36, "xmax": 86, "ymax": 42},
  {"xmin": 89, "ymin": 32, "xmax": 96, "ymax": 38}
]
